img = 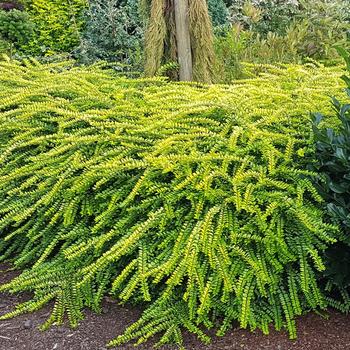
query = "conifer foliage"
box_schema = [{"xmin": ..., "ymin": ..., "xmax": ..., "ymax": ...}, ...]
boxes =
[{"xmin": 0, "ymin": 58, "xmax": 346, "ymax": 348}]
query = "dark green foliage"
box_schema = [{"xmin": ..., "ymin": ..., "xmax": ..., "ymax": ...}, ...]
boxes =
[
  {"xmin": 312, "ymin": 105, "xmax": 350, "ymax": 231},
  {"xmin": 77, "ymin": 0, "xmax": 143, "ymax": 66},
  {"xmin": 208, "ymin": 0, "xmax": 229, "ymax": 27},
  {"xmin": 0, "ymin": 9, "xmax": 34, "ymax": 56},
  {"xmin": 257, "ymin": 0, "xmax": 299, "ymax": 35},
  {"xmin": 312, "ymin": 49, "xmax": 350, "ymax": 234},
  {"xmin": 228, "ymin": 0, "xmax": 300, "ymax": 35},
  {"xmin": 311, "ymin": 49, "xmax": 350, "ymax": 309},
  {"xmin": 0, "ymin": 60, "xmax": 345, "ymax": 348}
]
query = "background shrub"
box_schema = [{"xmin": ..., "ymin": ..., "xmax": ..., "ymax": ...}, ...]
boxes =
[
  {"xmin": 2, "ymin": 0, "xmax": 347, "ymax": 76},
  {"xmin": 0, "ymin": 8, "xmax": 34, "ymax": 57},
  {"xmin": 227, "ymin": 0, "xmax": 300, "ymax": 35},
  {"xmin": 214, "ymin": 0, "xmax": 350, "ymax": 82},
  {"xmin": 311, "ymin": 49, "xmax": 350, "ymax": 307},
  {"xmin": 292, "ymin": 0, "xmax": 350, "ymax": 61},
  {"xmin": 22, "ymin": 0, "xmax": 86, "ymax": 56},
  {"xmin": 214, "ymin": 23, "xmax": 306, "ymax": 82},
  {"xmin": 208, "ymin": 0, "xmax": 229, "ymax": 27},
  {"xmin": 77, "ymin": 0, "xmax": 143, "ymax": 67}
]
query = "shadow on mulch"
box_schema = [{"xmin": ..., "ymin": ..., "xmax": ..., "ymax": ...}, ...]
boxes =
[{"xmin": 1, "ymin": 263, "xmax": 349, "ymax": 350}]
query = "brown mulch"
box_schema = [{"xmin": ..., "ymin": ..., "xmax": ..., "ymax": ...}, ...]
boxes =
[{"xmin": 0, "ymin": 263, "xmax": 349, "ymax": 350}]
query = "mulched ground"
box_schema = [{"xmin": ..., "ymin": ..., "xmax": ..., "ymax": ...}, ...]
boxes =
[{"xmin": 1, "ymin": 263, "xmax": 349, "ymax": 350}]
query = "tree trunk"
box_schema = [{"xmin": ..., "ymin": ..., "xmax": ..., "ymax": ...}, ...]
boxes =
[{"xmin": 174, "ymin": 0, "xmax": 193, "ymax": 81}]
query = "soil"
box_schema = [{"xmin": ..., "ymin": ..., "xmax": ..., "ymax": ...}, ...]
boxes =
[{"xmin": 1, "ymin": 263, "xmax": 350, "ymax": 350}]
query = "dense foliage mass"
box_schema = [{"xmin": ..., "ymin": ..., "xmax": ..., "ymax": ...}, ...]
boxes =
[
  {"xmin": 311, "ymin": 50, "xmax": 350, "ymax": 304},
  {"xmin": 0, "ymin": 59, "xmax": 346, "ymax": 348},
  {"xmin": 0, "ymin": 8, "xmax": 33, "ymax": 55},
  {"xmin": 312, "ymin": 51, "xmax": 350, "ymax": 232},
  {"xmin": 77, "ymin": 0, "xmax": 143, "ymax": 66},
  {"xmin": 0, "ymin": 0, "xmax": 349, "ymax": 80},
  {"xmin": 226, "ymin": 0, "xmax": 301, "ymax": 34},
  {"xmin": 208, "ymin": 0, "xmax": 229, "ymax": 27},
  {"xmin": 215, "ymin": 0, "xmax": 350, "ymax": 81},
  {"xmin": 22, "ymin": 0, "xmax": 86, "ymax": 56}
]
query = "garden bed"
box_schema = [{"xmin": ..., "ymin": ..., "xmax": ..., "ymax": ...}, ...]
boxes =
[
  {"xmin": 1, "ymin": 61, "xmax": 350, "ymax": 349},
  {"xmin": 1, "ymin": 263, "xmax": 349, "ymax": 350}
]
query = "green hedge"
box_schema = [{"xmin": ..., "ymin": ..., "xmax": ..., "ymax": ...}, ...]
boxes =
[{"xmin": 0, "ymin": 59, "xmax": 346, "ymax": 348}]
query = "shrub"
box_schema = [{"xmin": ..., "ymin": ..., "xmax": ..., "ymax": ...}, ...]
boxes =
[
  {"xmin": 311, "ymin": 48, "xmax": 350, "ymax": 307},
  {"xmin": 214, "ymin": 24, "xmax": 247, "ymax": 82},
  {"xmin": 221, "ymin": 0, "xmax": 350, "ymax": 65},
  {"xmin": 208, "ymin": 0, "xmax": 229, "ymax": 27},
  {"xmin": 77, "ymin": 0, "xmax": 143, "ymax": 67},
  {"xmin": 241, "ymin": 24, "xmax": 304, "ymax": 64},
  {"xmin": 214, "ymin": 23, "xmax": 305, "ymax": 82},
  {"xmin": 0, "ymin": 60, "xmax": 346, "ymax": 348},
  {"xmin": 227, "ymin": 0, "xmax": 300, "ymax": 35},
  {"xmin": 0, "ymin": 9, "xmax": 34, "ymax": 56},
  {"xmin": 22, "ymin": 0, "xmax": 86, "ymax": 56},
  {"xmin": 292, "ymin": 0, "xmax": 350, "ymax": 61}
]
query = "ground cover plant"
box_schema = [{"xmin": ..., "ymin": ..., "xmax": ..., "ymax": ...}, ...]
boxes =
[{"xmin": 0, "ymin": 59, "xmax": 347, "ymax": 348}]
